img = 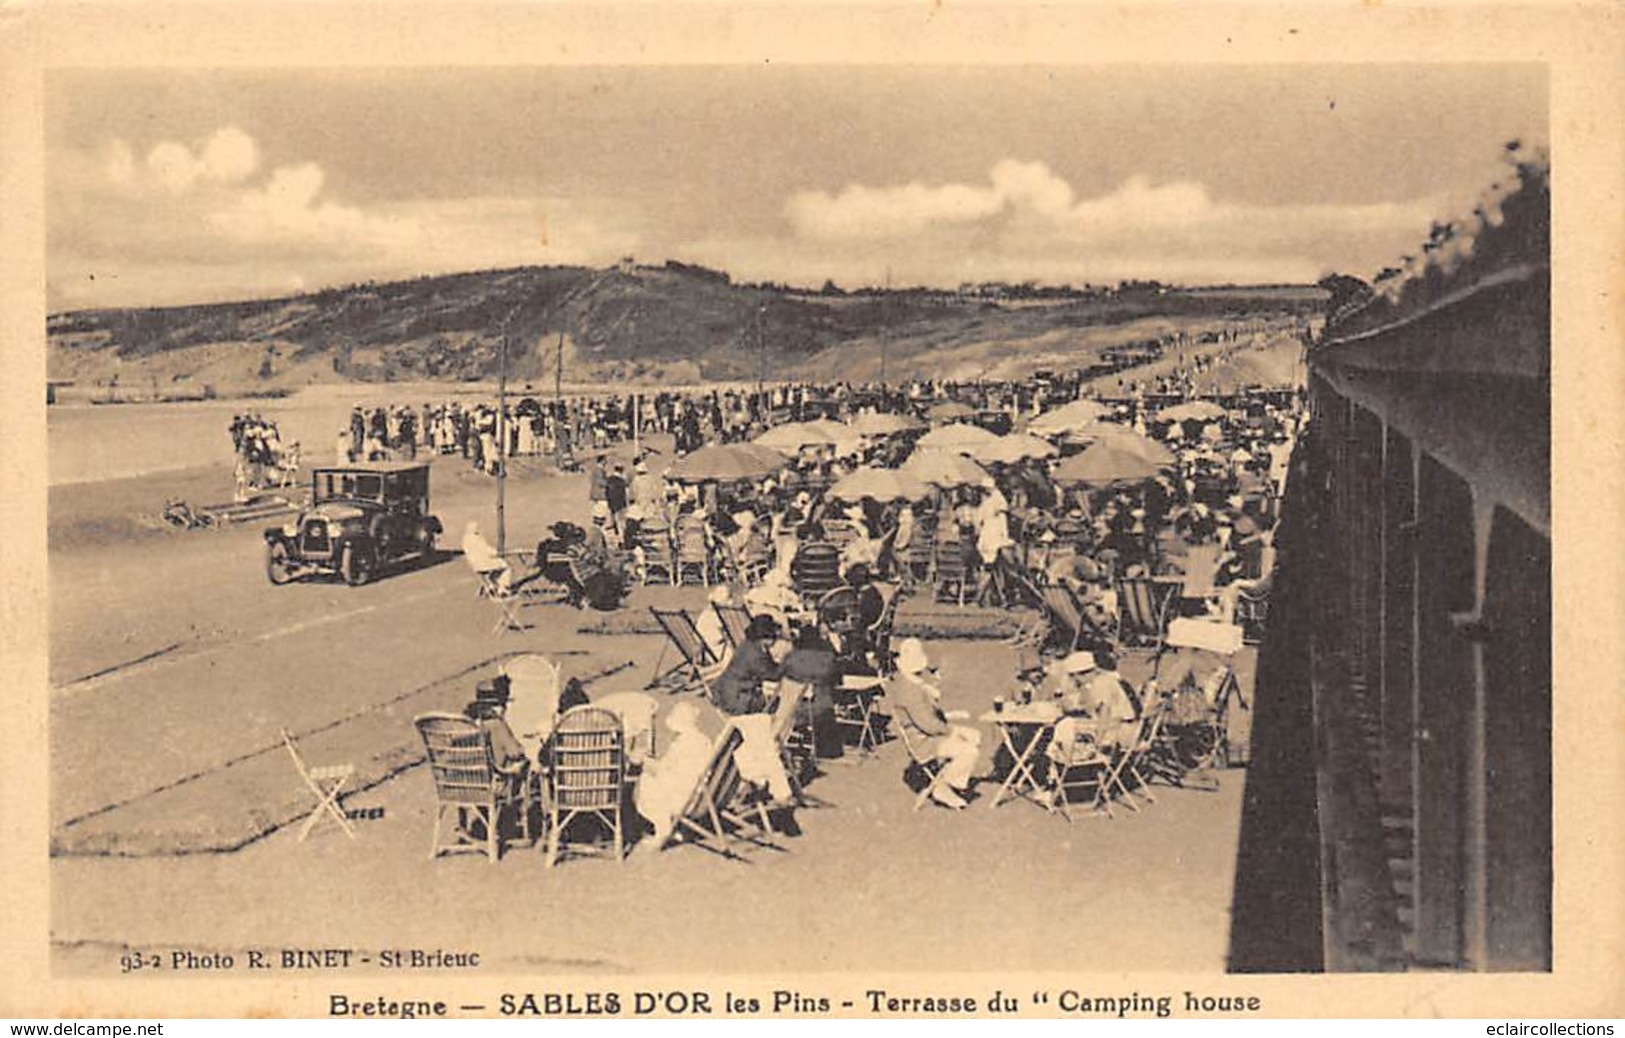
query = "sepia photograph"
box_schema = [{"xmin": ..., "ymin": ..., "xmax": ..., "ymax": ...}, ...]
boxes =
[{"xmin": 3, "ymin": 1, "xmax": 1621, "ymax": 1022}]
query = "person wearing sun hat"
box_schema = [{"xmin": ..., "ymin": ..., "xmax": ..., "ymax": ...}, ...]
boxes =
[{"xmin": 886, "ymin": 638, "xmax": 982, "ymax": 809}]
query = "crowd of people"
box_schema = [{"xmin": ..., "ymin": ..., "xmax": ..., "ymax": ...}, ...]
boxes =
[
  {"xmin": 445, "ymin": 329, "xmax": 1303, "ymax": 852},
  {"xmin": 227, "ymin": 412, "xmax": 299, "ymax": 500}
]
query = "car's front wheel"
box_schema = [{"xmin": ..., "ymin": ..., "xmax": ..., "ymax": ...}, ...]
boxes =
[
  {"xmin": 266, "ymin": 541, "xmax": 294, "ymax": 586},
  {"xmin": 340, "ymin": 542, "xmax": 374, "ymax": 586}
]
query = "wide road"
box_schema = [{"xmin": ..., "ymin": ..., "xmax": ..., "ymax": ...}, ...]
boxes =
[{"xmin": 49, "ymin": 459, "xmax": 590, "ymax": 830}]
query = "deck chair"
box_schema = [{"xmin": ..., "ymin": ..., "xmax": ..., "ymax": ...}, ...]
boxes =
[
  {"xmin": 1115, "ymin": 576, "xmax": 1179, "ymax": 652},
  {"xmin": 414, "ymin": 713, "xmax": 534, "ymax": 862},
  {"xmin": 1045, "ymin": 723, "xmax": 1115, "ymax": 821},
  {"xmin": 661, "ymin": 726, "xmax": 781, "ymax": 860},
  {"xmin": 543, "ymin": 707, "xmax": 627, "ymax": 867},
  {"xmin": 646, "ymin": 607, "xmax": 724, "ymax": 696},
  {"xmin": 637, "ymin": 524, "xmax": 677, "ymax": 586},
  {"xmin": 713, "ymin": 600, "xmax": 755, "ymax": 652},
  {"xmin": 889, "ymin": 713, "xmax": 953, "ymax": 811},
  {"xmin": 1005, "ymin": 576, "xmax": 1051, "ymax": 651},
  {"xmin": 281, "ymin": 727, "xmax": 357, "ymax": 842},
  {"xmin": 1039, "ymin": 584, "xmax": 1088, "ymax": 655},
  {"xmin": 770, "ymin": 679, "xmax": 821, "ymax": 806}
]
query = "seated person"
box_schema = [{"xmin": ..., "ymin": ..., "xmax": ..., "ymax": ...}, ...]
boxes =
[
  {"xmin": 1046, "ymin": 687, "xmax": 1109, "ymax": 777},
  {"xmin": 710, "ymin": 614, "xmax": 783, "ymax": 717},
  {"xmin": 462, "ymin": 521, "xmax": 513, "ymax": 591},
  {"xmin": 780, "ymin": 622, "xmax": 844, "ymax": 759},
  {"xmin": 744, "ymin": 567, "xmax": 803, "ymax": 628},
  {"xmin": 831, "ymin": 563, "xmax": 887, "ymax": 674},
  {"xmin": 1214, "ymin": 516, "xmax": 1276, "ymax": 623},
  {"xmin": 695, "ymin": 585, "xmax": 735, "ymax": 662},
  {"xmin": 464, "ymin": 680, "xmax": 531, "ymax": 777},
  {"xmin": 633, "ymin": 701, "xmax": 718, "ymax": 848},
  {"xmin": 887, "ymin": 638, "xmax": 982, "ymax": 809},
  {"xmin": 707, "ymin": 614, "xmax": 795, "ymax": 805},
  {"xmin": 1078, "ymin": 650, "xmax": 1141, "ymax": 749}
]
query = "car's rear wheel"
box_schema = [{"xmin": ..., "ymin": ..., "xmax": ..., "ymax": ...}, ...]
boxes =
[
  {"xmin": 340, "ymin": 542, "xmax": 374, "ymax": 586},
  {"xmin": 266, "ymin": 541, "xmax": 294, "ymax": 586}
]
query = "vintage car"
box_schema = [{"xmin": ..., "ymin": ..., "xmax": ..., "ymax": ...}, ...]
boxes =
[{"xmin": 265, "ymin": 461, "xmax": 442, "ymax": 586}]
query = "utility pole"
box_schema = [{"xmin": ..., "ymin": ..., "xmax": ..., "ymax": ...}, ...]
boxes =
[
  {"xmin": 880, "ymin": 266, "xmax": 891, "ymax": 391},
  {"xmin": 496, "ymin": 332, "xmax": 508, "ymax": 556},
  {"xmin": 554, "ymin": 329, "xmax": 564, "ymax": 404},
  {"xmin": 756, "ymin": 303, "xmax": 767, "ymax": 401}
]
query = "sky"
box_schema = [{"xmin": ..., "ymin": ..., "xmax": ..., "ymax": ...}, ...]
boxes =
[{"xmin": 45, "ymin": 64, "xmax": 1547, "ymax": 311}]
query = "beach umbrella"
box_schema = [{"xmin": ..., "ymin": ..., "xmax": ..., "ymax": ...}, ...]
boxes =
[
  {"xmin": 755, "ymin": 421, "xmax": 863, "ymax": 453},
  {"xmin": 828, "ymin": 466, "xmax": 931, "ymax": 503},
  {"xmin": 927, "ymin": 400, "xmax": 975, "ymax": 421},
  {"xmin": 668, "ymin": 443, "xmax": 787, "ymax": 483},
  {"xmin": 1052, "ymin": 443, "xmax": 1167, "ymax": 486},
  {"xmin": 902, "ymin": 448, "xmax": 991, "ymax": 487},
  {"xmin": 970, "ymin": 432, "xmax": 1058, "ymax": 466},
  {"xmin": 1159, "ymin": 400, "xmax": 1227, "ymax": 424},
  {"xmin": 847, "ymin": 411, "xmax": 925, "ymax": 437},
  {"xmin": 917, "ymin": 422, "xmax": 1000, "ymax": 451},
  {"xmin": 755, "ymin": 422, "xmax": 824, "ymax": 450},
  {"xmin": 1059, "ymin": 425, "xmax": 1176, "ymax": 467},
  {"xmin": 1028, "ymin": 399, "xmax": 1110, "ymax": 437}
]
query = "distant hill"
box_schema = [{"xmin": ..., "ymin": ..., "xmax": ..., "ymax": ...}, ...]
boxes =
[{"xmin": 47, "ymin": 262, "xmax": 1326, "ymax": 393}]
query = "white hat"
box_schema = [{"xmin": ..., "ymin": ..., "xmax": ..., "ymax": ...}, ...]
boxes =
[
  {"xmin": 1061, "ymin": 650, "xmax": 1097, "ymax": 674},
  {"xmin": 895, "ymin": 638, "xmax": 933, "ymax": 676},
  {"xmin": 591, "ymin": 501, "xmax": 611, "ymax": 521}
]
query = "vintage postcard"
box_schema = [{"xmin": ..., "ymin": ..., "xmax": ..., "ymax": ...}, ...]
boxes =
[{"xmin": 1, "ymin": 0, "xmax": 1621, "ymax": 1022}]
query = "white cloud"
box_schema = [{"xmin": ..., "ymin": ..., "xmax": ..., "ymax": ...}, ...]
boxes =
[
  {"xmin": 146, "ymin": 140, "xmax": 202, "ymax": 195},
  {"xmin": 48, "ymin": 124, "xmax": 645, "ymax": 309},
  {"xmin": 777, "ymin": 160, "xmax": 1441, "ymax": 286},
  {"xmin": 201, "ymin": 126, "xmax": 259, "ymax": 184}
]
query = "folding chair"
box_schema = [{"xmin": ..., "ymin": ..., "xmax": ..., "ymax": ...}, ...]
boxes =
[
  {"xmin": 890, "ymin": 714, "xmax": 953, "ymax": 811},
  {"xmin": 712, "ymin": 601, "xmax": 755, "ymax": 652},
  {"xmin": 543, "ymin": 707, "xmax": 627, "ymax": 867},
  {"xmin": 281, "ymin": 727, "xmax": 357, "ymax": 842},
  {"xmin": 832, "ymin": 673, "xmax": 886, "ymax": 753},
  {"xmin": 646, "ymin": 607, "xmax": 724, "ymax": 696},
  {"xmin": 1093, "ymin": 715, "xmax": 1156, "ymax": 815},
  {"xmin": 1114, "ymin": 576, "xmax": 1179, "ymax": 652},
  {"xmin": 661, "ymin": 726, "xmax": 782, "ymax": 860},
  {"xmin": 1045, "ymin": 724, "xmax": 1115, "ymax": 821},
  {"xmin": 413, "ymin": 713, "xmax": 535, "ymax": 862},
  {"xmin": 1144, "ymin": 681, "xmax": 1223, "ymax": 792}
]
